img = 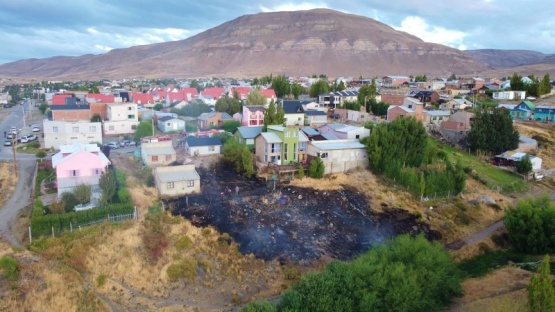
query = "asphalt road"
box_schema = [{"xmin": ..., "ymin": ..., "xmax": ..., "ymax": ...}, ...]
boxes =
[{"xmin": 0, "ymin": 101, "xmax": 37, "ymax": 246}]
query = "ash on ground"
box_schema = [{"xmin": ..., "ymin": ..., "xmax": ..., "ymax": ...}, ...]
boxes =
[{"xmin": 167, "ymin": 164, "xmax": 440, "ymax": 263}]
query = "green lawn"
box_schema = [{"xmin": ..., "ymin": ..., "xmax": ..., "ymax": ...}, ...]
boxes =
[
  {"xmin": 428, "ymin": 138, "xmax": 527, "ymax": 193},
  {"xmin": 35, "ymin": 167, "xmax": 55, "ymax": 196}
]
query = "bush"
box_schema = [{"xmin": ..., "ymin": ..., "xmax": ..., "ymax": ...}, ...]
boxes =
[
  {"xmin": 240, "ymin": 300, "xmax": 277, "ymax": 312},
  {"xmin": 142, "ymin": 213, "xmax": 169, "ymax": 264},
  {"xmin": 175, "ymin": 236, "xmax": 193, "ymax": 250},
  {"xmin": 166, "ymin": 259, "xmax": 197, "ymax": 282},
  {"xmin": 308, "ymin": 157, "xmax": 325, "ymax": 179},
  {"xmin": 0, "ymin": 256, "xmax": 19, "ymax": 281},
  {"xmin": 96, "ymin": 274, "xmax": 107, "ymax": 287},
  {"xmin": 33, "ymin": 198, "xmax": 44, "ymax": 218},
  {"xmin": 32, "ymin": 141, "xmax": 41, "ymax": 149},
  {"xmin": 35, "ymin": 150, "xmax": 47, "ymax": 158}
]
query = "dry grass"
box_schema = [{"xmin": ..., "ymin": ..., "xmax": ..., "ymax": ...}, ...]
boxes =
[
  {"xmin": 0, "ymin": 161, "xmax": 17, "ymax": 207},
  {"xmin": 447, "ymin": 266, "xmax": 532, "ymax": 312},
  {"xmin": 514, "ymin": 122, "xmax": 555, "ymax": 168}
]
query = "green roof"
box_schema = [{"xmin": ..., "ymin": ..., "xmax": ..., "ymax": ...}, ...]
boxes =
[{"xmin": 522, "ymin": 100, "xmax": 535, "ymax": 110}]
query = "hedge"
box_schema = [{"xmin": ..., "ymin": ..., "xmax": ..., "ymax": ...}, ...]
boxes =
[{"xmin": 31, "ymin": 203, "xmax": 133, "ymax": 237}]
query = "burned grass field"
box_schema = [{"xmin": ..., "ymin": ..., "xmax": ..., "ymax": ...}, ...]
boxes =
[{"xmin": 167, "ymin": 164, "xmax": 440, "ymax": 263}]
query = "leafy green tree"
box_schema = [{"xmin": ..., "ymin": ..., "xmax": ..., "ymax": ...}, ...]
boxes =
[
  {"xmin": 246, "ymin": 89, "xmax": 266, "ymax": 106},
  {"xmin": 275, "ymin": 101, "xmax": 285, "ymax": 125},
  {"xmin": 357, "ymin": 79, "xmax": 377, "ymax": 111},
  {"xmin": 539, "ymin": 73, "xmax": 552, "ymax": 96},
  {"xmin": 263, "ymin": 100, "xmax": 276, "ymax": 131},
  {"xmin": 298, "ymin": 162, "xmax": 305, "ymax": 180},
  {"xmin": 291, "ymin": 82, "xmax": 303, "ymax": 99},
  {"xmin": 528, "ymin": 255, "xmax": 555, "ymax": 312},
  {"xmin": 61, "ymin": 192, "xmax": 79, "ymax": 212},
  {"xmin": 271, "ymin": 75, "xmax": 289, "ymax": 98},
  {"xmin": 190, "ymin": 79, "xmax": 203, "ymax": 92},
  {"xmin": 153, "ymin": 104, "xmax": 163, "ymax": 111},
  {"xmin": 215, "ymin": 96, "xmax": 241, "ymax": 115},
  {"xmin": 73, "ymin": 183, "xmax": 92, "ymax": 205},
  {"xmin": 504, "ymin": 196, "xmax": 555, "ymax": 253},
  {"xmin": 467, "ymin": 108, "xmax": 519, "ymax": 155},
  {"xmin": 241, "ymin": 147, "xmax": 255, "ymax": 178},
  {"xmin": 447, "ymin": 74, "xmax": 457, "ymax": 81},
  {"xmin": 134, "ymin": 121, "xmax": 154, "ymax": 141},
  {"xmin": 510, "ymin": 73, "xmax": 526, "ymax": 91},
  {"xmin": 222, "ymin": 138, "xmax": 244, "ymax": 173},
  {"xmin": 308, "ymin": 157, "xmax": 325, "ymax": 179},
  {"xmin": 516, "ymin": 154, "xmax": 533, "ymax": 175},
  {"xmin": 309, "ymin": 80, "xmax": 329, "ymax": 98},
  {"xmin": 239, "ymin": 300, "xmax": 276, "ymax": 312},
  {"xmin": 223, "ymin": 120, "xmax": 240, "ymax": 134},
  {"xmin": 99, "ymin": 169, "xmax": 117, "ymax": 205},
  {"xmin": 38, "ymin": 103, "xmax": 49, "ymax": 115},
  {"xmin": 90, "ymin": 114, "xmax": 102, "ymax": 122},
  {"xmin": 182, "ymin": 102, "xmax": 212, "ymax": 117}
]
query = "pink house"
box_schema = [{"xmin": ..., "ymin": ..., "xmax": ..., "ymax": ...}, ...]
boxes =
[
  {"xmin": 242, "ymin": 105, "xmax": 266, "ymax": 127},
  {"xmin": 52, "ymin": 143, "xmax": 111, "ymax": 199}
]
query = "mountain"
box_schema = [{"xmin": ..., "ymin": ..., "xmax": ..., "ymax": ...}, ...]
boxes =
[
  {"xmin": 0, "ymin": 9, "xmax": 489, "ymax": 80},
  {"xmin": 464, "ymin": 49, "xmax": 550, "ymax": 68}
]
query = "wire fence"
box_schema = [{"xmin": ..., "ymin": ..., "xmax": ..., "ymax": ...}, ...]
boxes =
[
  {"xmin": 29, "ymin": 208, "xmax": 138, "ymax": 242},
  {"xmin": 420, "ymin": 192, "xmax": 461, "ymax": 202}
]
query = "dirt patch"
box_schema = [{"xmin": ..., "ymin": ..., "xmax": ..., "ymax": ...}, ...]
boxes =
[{"xmin": 167, "ymin": 163, "xmax": 440, "ymax": 263}]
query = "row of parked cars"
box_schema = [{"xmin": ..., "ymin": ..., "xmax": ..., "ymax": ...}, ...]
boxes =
[
  {"xmin": 3, "ymin": 126, "xmax": 40, "ymax": 146},
  {"xmin": 105, "ymin": 140, "xmax": 137, "ymax": 149}
]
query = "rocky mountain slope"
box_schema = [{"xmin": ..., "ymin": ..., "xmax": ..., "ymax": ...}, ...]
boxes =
[
  {"xmin": 464, "ymin": 49, "xmax": 549, "ymax": 69},
  {"xmin": 0, "ymin": 9, "xmax": 489, "ymax": 80}
]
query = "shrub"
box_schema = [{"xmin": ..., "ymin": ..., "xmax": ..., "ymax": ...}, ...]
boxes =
[
  {"xmin": 0, "ymin": 256, "xmax": 19, "ymax": 281},
  {"xmin": 35, "ymin": 150, "xmax": 47, "ymax": 158},
  {"xmin": 175, "ymin": 236, "xmax": 193, "ymax": 250},
  {"xmin": 283, "ymin": 266, "xmax": 300, "ymax": 281},
  {"xmin": 308, "ymin": 158, "xmax": 325, "ymax": 179},
  {"xmin": 33, "ymin": 198, "xmax": 44, "ymax": 218},
  {"xmin": 142, "ymin": 213, "xmax": 169, "ymax": 264},
  {"xmin": 166, "ymin": 259, "xmax": 197, "ymax": 282},
  {"xmin": 32, "ymin": 141, "xmax": 41, "ymax": 149},
  {"xmin": 217, "ymin": 233, "xmax": 233, "ymax": 248},
  {"xmin": 96, "ymin": 274, "xmax": 107, "ymax": 287}
]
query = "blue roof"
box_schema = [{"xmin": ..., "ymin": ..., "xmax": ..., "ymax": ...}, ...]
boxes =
[
  {"xmin": 321, "ymin": 133, "xmax": 339, "ymax": 140},
  {"xmin": 186, "ymin": 136, "xmax": 222, "ymax": 147},
  {"xmin": 281, "ymin": 101, "xmax": 304, "ymax": 114},
  {"xmin": 236, "ymin": 126, "xmax": 263, "ymax": 139},
  {"xmin": 301, "ymin": 127, "xmax": 319, "ymax": 136},
  {"xmin": 304, "ymin": 110, "xmax": 327, "ymax": 116}
]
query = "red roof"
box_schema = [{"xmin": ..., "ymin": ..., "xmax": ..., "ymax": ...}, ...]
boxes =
[
  {"xmin": 86, "ymin": 93, "xmax": 115, "ymax": 103},
  {"xmin": 201, "ymin": 87, "xmax": 225, "ymax": 99},
  {"xmin": 230, "ymin": 87, "xmax": 251, "ymax": 100},
  {"xmin": 130, "ymin": 92, "xmax": 154, "ymax": 104},
  {"xmin": 52, "ymin": 94, "xmax": 73, "ymax": 105},
  {"xmin": 260, "ymin": 89, "xmax": 277, "ymax": 99}
]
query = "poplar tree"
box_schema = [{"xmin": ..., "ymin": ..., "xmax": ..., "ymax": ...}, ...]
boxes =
[{"xmin": 528, "ymin": 255, "xmax": 555, "ymax": 312}]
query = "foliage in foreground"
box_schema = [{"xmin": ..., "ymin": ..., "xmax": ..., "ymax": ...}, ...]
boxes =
[
  {"xmin": 528, "ymin": 255, "xmax": 555, "ymax": 312},
  {"xmin": 0, "ymin": 256, "xmax": 19, "ymax": 281},
  {"xmin": 467, "ymin": 108, "xmax": 519, "ymax": 155},
  {"xmin": 241, "ymin": 235, "xmax": 462, "ymax": 312},
  {"xmin": 504, "ymin": 196, "xmax": 555, "ymax": 254}
]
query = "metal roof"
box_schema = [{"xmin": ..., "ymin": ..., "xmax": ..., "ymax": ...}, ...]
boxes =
[
  {"xmin": 310, "ymin": 139, "xmax": 365, "ymax": 150},
  {"xmin": 321, "ymin": 133, "xmax": 339, "ymax": 140},
  {"xmin": 236, "ymin": 126, "xmax": 263, "ymax": 139},
  {"xmin": 186, "ymin": 136, "xmax": 222, "ymax": 147},
  {"xmin": 301, "ymin": 127, "xmax": 319, "ymax": 136},
  {"xmin": 260, "ymin": 132, "xmax": 282, "ymax": 143},
  {"xmin": 155, "ymin": 165, "xmax": 200, "ymax": 183},
  {"xmin": 425, "ymin": 110, "xmax": 451, "ymax": 116}
]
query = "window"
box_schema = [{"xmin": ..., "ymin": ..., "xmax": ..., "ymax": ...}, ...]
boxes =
[
  {"xmin": 152, "ymin": 155, "xmax": 158, "ymax": 162},
  {"xmin": 90, "ymin": 126, "xmax": 96, "ymax": 132},
  {"xmin": 264, "ymin": 155, "xmax": 267, "ymax": 162},
  {"xmin": 53, "ymin": 126, "xmax": 58, "ymax": 133},
  {"xmin": 319, "ymin": 152, "xmax": 328, "ymax": 159},
  {"xmin": 128, "ymin": 106, "xmax": 133, "ymax": 111},
  {"xmin": 131, "ymin": 125, "xmax": 137, "ymax": 130},
  {"xmin": 293, "ymin": 131, "xmax": 297, "ymax": 137},
  {"xmin": 70, "ymin": 170, "xmax": 78, "ymax": 177},
  {"xmin": 299, "ymin": 142, "xmax": 307, "ymax": 152},
  {"xmin": 285, "ymin": 132, "xmax": 290, "ymax": 138},
  {"xmin": 408, "ymin": 105, "xmax": 413, "ymax": 109},
  {"xmin": 109, "ymin": 126, "xmax": 114, "ymax": 131},
  {"xmin": 284, "ymin": 144, "xmax": 288, "ymax": 160},
  {"xmin": 293, "ymin": 143, "xmax": 297, "ymax": 160},
  {"xmin": 167, "ymin": 122, "xmax": 171, "ymax": 126},
  {"xmin": 165, "ymin": 155, "xmax": 172, "ymax": 161},
  {"xmin": 94, "ymin": 169, "xmax": 101, "ymax": 175},
  {"xmin": 167, "ymin": 182, "xmax": 174, "ymax": 189},
  {"xmin": 209, "ymin": 145, "xmax": 215, "ymax": 151},
  {"xmin": 356, "ymin": 135, "xmax": 360, "ymax": 139},
  {"xmin": 271, "ymin": 143, "xmax": 281, "ymax": 153},
  {"xmin": 187, "ymin": 180, "xmax": 194, "ymax": 187}
]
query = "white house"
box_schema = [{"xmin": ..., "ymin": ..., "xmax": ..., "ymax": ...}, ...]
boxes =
[
  {"xmin": 493, "ymin": 91, "xmax": 526, "ymax": 100},
  {"xmin": 43, "ymin": 120, "xmax": 103, "ymax": 149},
  {"xmin": 154, "ymin": 165, "xmax": 201, "ymax": 198},
  {"xmin": 307, "ymin": 140, "xmax": 367, "ymax": 174},
  {"xmin": 185, "ymin": 136, "xmax": 222, "ymax": 156},
  {"xmin": 141, "ymin": 141, "xmax": 177, "ymax": 167},
  {"xmin": 157, "ymin": 116, "xmax": 186, "ymax": 133},
  {"xmin": 103, "ymin": 103, "xmax": 140, "ymax": 135}
]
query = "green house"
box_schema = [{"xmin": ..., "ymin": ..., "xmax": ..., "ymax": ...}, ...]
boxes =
[{"xmin": 254, "ymin": 125, "xmax": 308, "ymax": 165}]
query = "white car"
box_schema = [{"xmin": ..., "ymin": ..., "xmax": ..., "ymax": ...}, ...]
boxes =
[
  {"xmin": 3, "ymin": 139, "xmax": 12, "ymax": 146},
  {"xmin": 107, "ymin": 142, "xmax": 119, "ymax": 149},
  {"xmin": 32, "ymin": 126, "xmax": 40, "ymax": 132}
]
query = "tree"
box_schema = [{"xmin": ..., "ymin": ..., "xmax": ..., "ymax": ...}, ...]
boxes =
[
  {"xmin": 73, "ymin": 183, "xmax": 92, "ymax": 205},
  {"xmin": 447, "ymin": 74, "xmax": 457, "ymax": 81},
  {"xmin": 134, "ymin": 121, "xmax": 153, "ymax": 141},
  {"xmin": 222, "ymin": 138, "xmax": 244, "ymax": 173},
  {"xmin": 291, "ymin": 82, "xmax": 303, "ymax": 99},
  {"xmin": 223, "ymin": 120, "xmax": 240, "ymax": 134},
  {"xmin": 263, "ymin": 99, "xmax": 279, "ymax": 131},
  {"xmin": 99, "ymin": 169, "xmax": 117, "ymax": 205},
  {"xmin": 309, "ymin": 80, "xmax": 329, "ymax": 98},
  {"xmin": 504, "ymin": 196, "xmax": 555, "ymax": 253},
  {"xmin": 215, "ymin": 96, "xmax": 241, "ymax": 115},
  {"xmin": 516, "ymin": 154, "xmax": 533, "ymax": 175},
  {"xmin": 246, "ymin": 89, "xmax": 266, "ymax": 106},
  {"xmin": 357, "ymin": 80, "xmax": 377, "ymax": 111},
  {"xmin": 275, "ymin": 101, "xmax": 285, "ymax": 125},
  {"xmin": 510, "ymin": 73, "xmax": 526, "ymax": 91},
  {"xmin": 308, "ymin": 157, "xmax": 325, "ymax": 179},
  {"xmin": 240, "ymin": 300, "xmax": 276, "ymax": 312},
  {"xmin": 241, "ymin": 147, "xmax": 255, "ymax": 178},
  {"xmin": 271, "ymin": 75, "xmax": 289, "ymax": 98},
  {"xmin": 90, "ymin": 114, "xmax": 102, "ymax": 122},
  {"xmin": 153, "ymin": 104, "xmax": 163, "ymax": 111},
  {"xmin": 61, "ymin": 192, "xmax": 79, "ymax": 212},
  {"xmin": 467, "ymin": 108, "xmax": 519, "ymax": 155},
  {"xmin": 528, "ymin": 255, "xmax": 555, "ymax": 312},
  {"xmin": 48, "ymin": 201, "xmax": 66, "ymax": 214},
  {"xmin": 181, "ymin": 102, "xmax": 212, "ymax": 117},
  {"xmin": 298, "ymin": 162, "xmax": 305, "ymax": 180},
  {"xmin": 38, "ymin": 103, "xmax": 49, "ymax": 115},
  {"xmin": 539, "ymin": 73, "xmax": 552, "ymax": 96}
]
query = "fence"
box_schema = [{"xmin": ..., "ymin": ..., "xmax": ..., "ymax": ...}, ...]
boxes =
[
  {"xmin": 29, "ymin": 206, "xmax": 138, "ymax": 243},
  {"xmin": 420, "ymin": 192, "xmax": 461, "ymax": 202}
]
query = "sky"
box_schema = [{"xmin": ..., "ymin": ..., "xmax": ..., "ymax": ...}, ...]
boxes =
[{"xmin": 0, "ymin": 0, "xmax": 553, "ymax": 64}]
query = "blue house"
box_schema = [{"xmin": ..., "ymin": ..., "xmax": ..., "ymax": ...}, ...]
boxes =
[
  {"xmin": 234, "ymin": 126, "xmax": 263, "ymax": 149},
  {"xmin": 509, "ymin": 100, "xmax": 535, "ymax": 119},
  {"xmin": 534, "ymin": 105, "xmax": 555, "ymax": 122}
]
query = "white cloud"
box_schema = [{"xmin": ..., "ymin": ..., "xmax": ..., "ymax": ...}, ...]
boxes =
[
  {"xmin": 260, "ymin": 2, "xmax": 328, "ymax": 12},
  {"xmin": 94, "ymin": 44, "xmax": 112, "ymax": 52},
  {"xmin": 394, "ymin": 16, "xmax": 468, "ymax": 50}
]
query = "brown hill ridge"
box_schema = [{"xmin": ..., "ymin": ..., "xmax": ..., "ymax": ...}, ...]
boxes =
[{"xmin": 0, "ymin": 9, "xmax": 489, "ymax": 80}]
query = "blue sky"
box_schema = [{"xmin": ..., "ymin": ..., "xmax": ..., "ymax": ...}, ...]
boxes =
[{"xmin": 0, "ymin": 0, "xmax": 553, "ymax": 64}]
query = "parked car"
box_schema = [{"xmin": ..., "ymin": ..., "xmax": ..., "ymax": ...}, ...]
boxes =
[
  {"xmin": 32, "ymin": 126, "xmax": 40, "ymax": 132},
  {"xmin": 18, "ymin": 134, "xmax": 37, "ymax": 143},
  {"xmin": 122, "ymin": 139, "xmax": 131, "ymax": 146},
  {"xmin": 6, "ymin": 133, "xmax": 13, "ymax": 139},
  {"xmin": 3, "ymin": 104, "xmax": 13, "ymax": 108},
  {"xmin": 129, "ymin": 141, "xmax": 137, "ymax": 146},
  {"xmin": 330, "ymin": 113, "xmax": 340, "ymax": 119},
  {"xmin": 107, "ymin": 142, "xmax": 119, "ymax": 149},
  {"xmin": 4, "ymin": 139, "xmax": 12, "ymax": 146}
]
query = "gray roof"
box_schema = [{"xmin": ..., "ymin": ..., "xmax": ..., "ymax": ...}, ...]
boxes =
[
  {"xmin": 158, "ymin": 116, "xmax": 179, "ymax": 122},
  {"xmin": 321, "ymin": 133, "xmax": 339, "ymax": 140},
  {"xmin": 260, "ymin": 132, "xmax": 282, "ymax": 143},
  {"xmin": 310, "ymin": 140, "xmax": 365, "ymax": 150},
  {"xmin": 304, "ymin": 110, "xmax": 327, "ymax": 116},
  {"xmin": 156, "ymin": 166, "xmax": 200, "ymax": 183},
  {"xmin": 244, "ymin": 105, "xmax": 266, "ymax": 112},
  {"xmin": 301, "ymin": 127, "xmax": 319, "ymax": 136},
  {"xmin": 425, "ymin": 110, "xmax": 451, "ymax": 116},
  {"xmin": 143, "ymin": 144, "xmax": 176, "ymax": 156},
  {"xmin": 322, "ymin": 123, "xmax": 347, "ymax": 130},
  {"xmin": 236, "ymin": 126, "xmax": 263, "ymax": 139},
  {"xmin": 186, "ymin": 136, "xmax": 222, "ymax": 147}
]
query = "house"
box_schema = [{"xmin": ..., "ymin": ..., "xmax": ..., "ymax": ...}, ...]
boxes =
[
  {"xmin": 382, "ymin": 76, "xmax": 411, "ymax": 88},
  {"xmin": 157, "ymin": 116, "xmax": 186, "ymax": 133},
  {"xmin": 409, "ymin": 90, "xmax": 440, "ymax": 104},
  {"xmin": 534, "ymin": 105, "xmax": 555, "ymax": 122},
  {"xmin": 439, "ymin": 111, "xmax": 475, "ymax": 143},
  {"xmin": 380, "ymin": 92, "xmax": 406, "ymax": 106},
  {"xmin": 260, "ymin": 89, "xmax": 277, "ymax": 105},
  {"xmin": 201, "ymin": 88, "xmax": 225, "ymax": 100},
  {"xmin": 440, "ymin": 99, "xmax": 474, "ymax": 111},
  {"xmin": 141, "ymin": 141, "xmax": 177, "ymax": 167},
  {"xmin": 103, "ymin": 103, "xmax": 140, "ymax": 135},
  {"xmin": 130, "ymin": 92, "xmax": 154, "ymax": 105},
  {"xmin": 304, "ymin": 110, "xmax": 328, "ymax": 126},
  {"xmin": 307, "ymin": 140, "xmax": 367, "ymax": 174},
  {"xmin": 318, "ymin": 91, "xmax": 360, "ymax": 108},
  {"xmin": 494, "ymin": 152, "xmax": 542, "ymax": 171},
  {"xmin": 254, "ymin": 126, "xmax": 309, "ymax": 166},
  {"xmin": 318, "ymin": 124, "xmax": 370, "ymax": 140},
  {"xmin": 43, "ymin": 120, "xmax": 103, "ymax": 149},
  {"xmin": 423, "ymin": 110, "xmax": 451, "ymax": 128},
  {"xmin": 281, "ymin": 100, "xmax": 306, "ymax": 126},
  {"xmin": 333, "ymin": 108, "xmax": 371, "ymax": 123},
  {"xmin": 506, "ymin": 100, "xmax": 535, "ymax": 119},
  {"xmin": 51, "ymin": 104, "xmax": 91, "ymax": 122},
  {"xmin": 241, "ymin": 106, "xmax": 266, "ymax": 127},
  {"xmin": 197, "ymin": 112, "xmax": 233, "ymax": 130},
  {"xmin": 185, "ymin": 136, "xmax": 222, "ymax": 157},
  {"xmin": 51, "ymin": 93, "xmax": 74, "ymax": 105},
  {"xmin": 52, "ymin": 142, "xmax": 110, "ymax": 200},
  {"xmin": 154, "ymin": 165, "xmax": 201, "ymax": 198},
  {"xmin": 492, "ymin": 91, "xmax": 526, "ymax": 100},
  {"xmin": 387, "ymin": 105, "xmax": 415, "ymax": 121},
  {"xmin": 234, "ymin": 126, "xmax": 263, "ymax": 149}
]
